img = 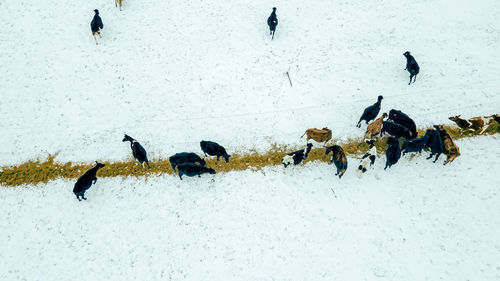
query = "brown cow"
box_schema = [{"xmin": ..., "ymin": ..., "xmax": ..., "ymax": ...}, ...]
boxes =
[
  {"xmin": 301, "ymin": 127, "xmax": 332, "ymax": 144},
  {"xmin": 115, "ymin": 0, "xmax": 123, "ymax": 10},
  {"xmin": 364, "ymin": 113, "xmax": 388, "ymax": 140},
  {"xmin": 449, "ymin": 115, "xmax": 495, "ymax": 134},
  {"xmin": 325, "ymin": 145, "xmax": 348, "ymax": 178},
  {"xmin": 434, "ymin": 125, "xmax": 460, "ymax": 165}
]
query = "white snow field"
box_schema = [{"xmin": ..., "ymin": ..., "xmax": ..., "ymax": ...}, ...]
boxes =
[
  {"xmin": 0, "ymin": 0, "xmax": 499, "ymax": 165},
  {"xmin": 1, "ymin": 136, "xmax": 500, "ymax": 280},
  {"xmin": 1, "ymin": 0, "xmax": 500, "ymax": 280}
]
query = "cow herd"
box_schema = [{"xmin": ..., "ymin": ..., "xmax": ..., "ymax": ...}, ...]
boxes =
[
  {"xmin": 73, "ymin": 137, "xmax": 231, "ymax": 200},
  {"xmin": 280, "ymin": 95, "xmax": 500, "ymax": 180},
  {"xmin": 72, "ymin": 5, "xmax": 499, "ymax": 201}
]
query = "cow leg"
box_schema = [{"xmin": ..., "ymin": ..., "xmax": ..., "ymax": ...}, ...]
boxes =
[
  {"xmin": 408, "ymin": 75, "xmax": 413, "ymax": 85},
  {"xmin": 413, "ymin": 74, "xmax": 417, "ymax": 83},
  {"xmin": 81, "ymin": 195, "xmax": 87, "ymax": 200},
  {"xmin": 93, "ymin": 34, "xmax": 98, "ymax": 45},
  {"xmin": 433, "ymin": 152, "xmax": 441, "ymax": 163}
]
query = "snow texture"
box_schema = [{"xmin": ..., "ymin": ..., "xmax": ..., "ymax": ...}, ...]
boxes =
[
  {"xmin": 0, "ymin": 136, "xmax": 499, "ymax": 280},
  {"xmin": 0, "ymin": 0, "xmax": 499, "ymax": 165},
  {"xmin": 1, "ymin": 0, "xmax": 500, "ymax": 279}
]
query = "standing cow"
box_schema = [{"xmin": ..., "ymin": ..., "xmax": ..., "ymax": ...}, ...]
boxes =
[
  {"xmin": 403, "ymin": 51, "xmax": 419, "ymax": 85},
  {"xmin": 301, "ymin": 127, "xmax": 332, "ymax": 145},
  {"xmin": 73, "ymin": 161, "xmax": 106, "ymax": 201},
  {"xmin": 325, "ymin": 145, "xmax": 348, "ymax": 178},
  {"xmin": 267, "ymin": 7, "xmax": 278, "ymax": 39}
]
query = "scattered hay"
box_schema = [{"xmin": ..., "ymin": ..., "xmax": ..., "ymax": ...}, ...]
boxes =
[{"xmin": 1, "ymin": 124, "xmax": 498, "ymax": 186}]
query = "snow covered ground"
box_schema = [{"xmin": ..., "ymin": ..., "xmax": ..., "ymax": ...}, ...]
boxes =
[
  {"xmin": 1, "ymin": 0, "xmax": 500, "ymax": 279},
  {"xmin": 1, "ymin": 136, "xmax": 499, "ymax": 280},
  {"xmin": 1, "ymin": 0, "xmax": 499, "ymax": 165}
]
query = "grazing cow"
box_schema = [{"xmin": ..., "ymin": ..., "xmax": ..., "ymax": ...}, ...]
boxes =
[
  {"xmin": 282, "ymin": 143, "xmax": 313, "ymax": 168},
  {"xmin": 381, "ymin": 121, "xmax": 412, "ymax": 139},
  {"xmin": 267, "ymin": 7, "xmax": 278, "ymax": 39},
  {"xmin": 449, "ymin": 115, "xmax": 495, "ymax": 134},
  {"xmin": 169, "ymin": 152, "xmax": 206, "ymax": 172},
  {"xmin": 486, "ymin": 114, "xmax": 500, "ymax": 124},
  {"xmin": 402, "ymin": 131, "xmax": 430, "ymax": 156},
  {"xmin": 73, "ymin": 161, "xmax": 105, "ymax": 201},
  {"xmin": 301, "ymin": 127, "xmax": 332, "ymax": 144},
  {"xmin": 176, "ymin": 163, "xmax": 216, "ymax": 180},
  {"xmin": 364, "ymin": 112, "xmax": 388, "ymax": 139},
  {"xmin": 325, "ymin": 145, "xmax": 348, "ymax": 178},
  {"xmin": 115, "ymin": 0, "xmax": 123, "ymax": 10},
  {"xmin": 434, "ymin": 125, "xmax": 460, "ymax": 165},
  {"xmin": 423, "ymin": 129, "xmax": 444, "ymax": 162},
  {"xmin": 358, "ymin": 140, "xmax": 376, "ymax": 173},
  {"xmin": 91, "ymin": 9, "xmax": 104, "ymax": 45},
  {"xmin": 122, "ymin": 134, "xmax": 150, "ymax": 168},
  {"xmin": 388, "ymin": 109, "xmax": 418, "ymax": 138},
  {"xmin": 357, "ymin": 95, "xmax": 383, "ymax": 127},
  {"xmin": 403, "ymin": 51, "xmax": 419, "ymax": 85},
  {"xmin": 384, "ymin": 137, "xmax": 401, "ymax": 170},
  {"xmin": 200, "ymin": 141, "xmax": 231, "ymax": 162}
]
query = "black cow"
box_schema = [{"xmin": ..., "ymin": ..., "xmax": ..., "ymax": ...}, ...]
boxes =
[
  {"xmin": 424, "ymin": 128, "xmax": 444, "ymax": 162},
  {"xmin": 357, "ymin": 95, "xmax": 383, "ymax": 127},
  {"xmin": 403, "ymin": 51, "xmax": 420, "ymax": 85},
  {"xmin": 200, "ymin": 141, "xmax": 230, "ymax": 162},
  {"xmin": 91, "ymin": 9, "xmax": 104, "ymax": 45},
  {"xmin": 384, "ymin": 137, "xmax": 401, "ymax": 170},
  {"xmin": 381, "ymin": 121, "xmax": 412, "ymax": 139},
  {"xmin": 388, "ymin": 109, "xmax": 417, "ymax": 138},
  {"xmin": 402, "ymin": 133, "xmax": 430, "ymax": 155},
  {"xmin": 267, "ymin": 7, "xmax": 278, "ymax": 39},
  {"xmin": 73, "ymin": 161, "xmax": 105, "ymax": 201},
  {"xmin": 282, "ymin": 143, "xmax": 313, "ymax": 168},
  {"xmin": 123, "ymin": 134, "xmax": 150, "ymax": 168},
  {"xmin": 176, "ymin": 163, "xmax": 216, "ymax": 180},
  {"xmin": 325, "ymin": 145, "xmax": 348, "ymax": 178},
  {"xmin": 169, "ymin": 152, "xmax": 206, "ymax": 171}
]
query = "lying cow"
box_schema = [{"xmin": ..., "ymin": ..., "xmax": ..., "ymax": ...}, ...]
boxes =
[
  {"xmin": 301, "ymin": 127, "xmax": 332, "ymax": 144},
  {"xmin": 325, "ymin": 145, "xmax": 348, "ymax": 178},
  {"xmin": 358, "ymin": 140, "xmax": 377, "ymax": 173},
  {"xmin": 449, "ymin": 115, "xmax": 496, "ymax": 134},
  {"xmin": 176, "ymin": 163, "xmax": 216, "ymax": 180},
  {"xmin": 434, "ymin": 125, "xmax": 460, "ymax": 165}
]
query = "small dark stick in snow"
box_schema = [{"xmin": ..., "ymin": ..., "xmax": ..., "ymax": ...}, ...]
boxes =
[
  {"xmin": 286, "ymin": 71, "xmax": 292, "ymax": 86},
  {"xmin": 330, "ymin": 188, "xmax": 337, "ymax": 198}
]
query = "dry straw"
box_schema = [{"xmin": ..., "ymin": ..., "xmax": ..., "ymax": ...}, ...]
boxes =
[{"xmin": 1, "ymin": 124, "xmax": 498, "ymax": 186}]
